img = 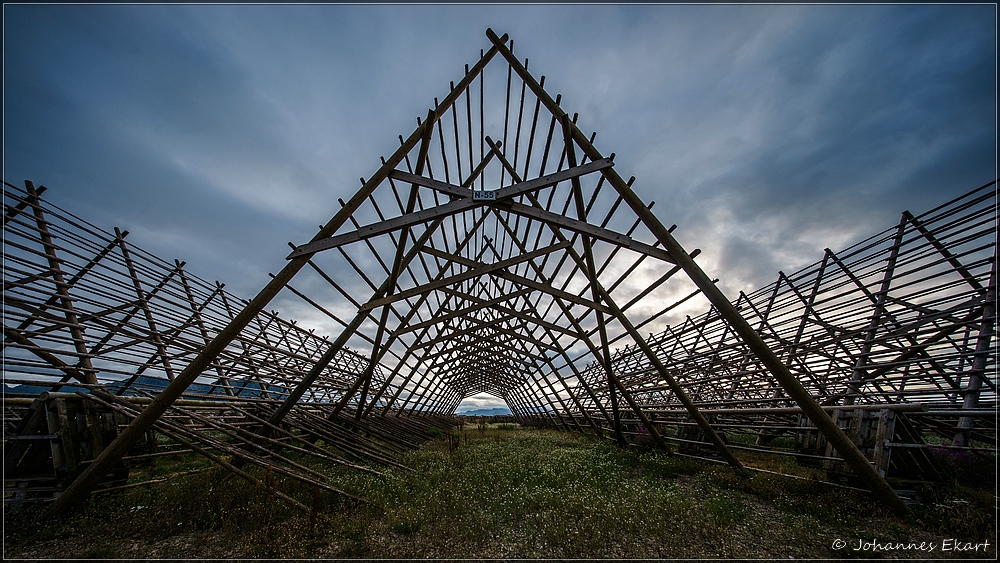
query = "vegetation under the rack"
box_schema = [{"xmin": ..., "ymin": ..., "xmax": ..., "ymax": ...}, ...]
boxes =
[{"xmin": 4, "ymin": 425, "xmax": 995, "ymax": 559}]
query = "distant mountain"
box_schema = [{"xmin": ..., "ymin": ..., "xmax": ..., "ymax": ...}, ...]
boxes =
[
  {"xmin": 4, "ymin": 375, "xmax": 288, "ymax": 399},
  {"xmin": 456, "ymin": 407, "xmax": 512, "ymax": 417},
  {"xmin": 3, "ymin": 382, "xmax": 91, "ymax": 396}
]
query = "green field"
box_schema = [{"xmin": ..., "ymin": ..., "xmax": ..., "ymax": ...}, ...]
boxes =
[{"xmin": 5, "ymin": 425, "xmax": 995, "ymax": 559}]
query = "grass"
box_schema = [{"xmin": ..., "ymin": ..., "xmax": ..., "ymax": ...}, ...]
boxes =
[{"xmin": 4, "ymin": 425, "xmax": 996, "ymax": 559}]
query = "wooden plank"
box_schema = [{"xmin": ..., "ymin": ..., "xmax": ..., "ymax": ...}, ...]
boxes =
[
  {"xmin": 436, "ymin": 287, "xmax": 575, "ymax": 344},
  {"xmin": 420, "ymin": 245, "xmax": 482, "ymax": 269},
  {"xmin": 389, "ymin": 157, "xmax": 613, "ymax": 200},
  {"xmin": 409, "ymin": 313, "xmax": 519, "ymax": 351},
  {"xmin": 3, "ymin": 184, "xmax": 46, "ymax": 226},
  {"xmin": 872, "ymin": 408, "xmax": 892, "ymax": 477},
  {"xmin": 288, "ymin": 159, "xmax": 613, "ymax": 259},
  {"xmin": 501, "ymin": 201, "xmax": 675, "ymax": 264},
  {"xmin": 425, "ymin": 328, "xmax": 547, "ymax": 365},
  {"xmin": 394, "ymin": 288, "xmax": 533, "ymax": 335},
  {"xmin": 358, "ymin": 241, "xmax": 570, "ymax": 312},
  {"xmin": 495, "ymin": 269, "xmax": 612, "ymax": 314}
]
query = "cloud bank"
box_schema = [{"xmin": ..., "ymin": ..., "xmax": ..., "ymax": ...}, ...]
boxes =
[{"xmin": 4, "ymin": 4, "xmax": 995, "ymax": 412}]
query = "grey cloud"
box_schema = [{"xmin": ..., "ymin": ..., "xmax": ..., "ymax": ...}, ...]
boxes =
[{"xmin": 3, "ymin": 4, "xmax": 995, "ymax": 329}]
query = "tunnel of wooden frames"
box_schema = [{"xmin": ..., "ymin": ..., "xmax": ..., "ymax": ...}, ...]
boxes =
[{"xmin": 3, "ymin": 30, "xmax": 995, "ymax": 518}]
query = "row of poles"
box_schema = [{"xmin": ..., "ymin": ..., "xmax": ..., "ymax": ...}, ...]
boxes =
[{"xmin": 3, "ymin": 30, "xmax": 994, "ymax": 519}]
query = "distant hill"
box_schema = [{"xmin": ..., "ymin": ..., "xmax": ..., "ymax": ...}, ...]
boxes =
[
  {"xmin": 2, "ymin": 382, "xmax": 91, "ymax": 396},
  {"xmin": 4, "ymin": 375, "xmax": 288, "ymax": 399},
  {"xmin": 456, "ymin": 407, "xmax": 512, "ymax": 417}
]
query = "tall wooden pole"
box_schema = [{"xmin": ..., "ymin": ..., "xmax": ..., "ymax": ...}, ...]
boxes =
[
  {"xmin": 47, "ymin": 38, "xmax": 508, "ymax": 515},
  {"xmin": 485, "ymin": 27, "xmax": 908, "ymax": 516}
]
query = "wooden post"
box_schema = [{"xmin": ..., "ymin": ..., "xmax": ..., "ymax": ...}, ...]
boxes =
[
  {"xmin": 954, "ymin": 251, "xmax": 996, "ymax": 446},
  {"xmin": 25, "ymin": 182, "xmax": 99, "ymax": 386},
  {"xmin": 46, "ymin": 39, "xmax": 511, "ymax": 513},
  {"xmin": 485, "ymin": 28, "xmax": 910, "ymax": 515}
]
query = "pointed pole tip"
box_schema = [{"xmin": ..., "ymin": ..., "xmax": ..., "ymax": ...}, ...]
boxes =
[{"xmin": 486, "ymin": 28, "xmax": 509, "ymax": 45}]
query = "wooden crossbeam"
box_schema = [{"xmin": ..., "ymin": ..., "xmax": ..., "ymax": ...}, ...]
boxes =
[
  {"xmin": 358, "ymin": 241, "xmax": 570, "ymax": 312},
  {"xmin": 287, "ymin": 159, "xmax": 612, "ymax": 258}
]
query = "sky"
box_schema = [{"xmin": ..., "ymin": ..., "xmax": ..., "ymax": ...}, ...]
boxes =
[{"xmin": 3, "ymin": 3, "xmax": 996, "ymax": 413}]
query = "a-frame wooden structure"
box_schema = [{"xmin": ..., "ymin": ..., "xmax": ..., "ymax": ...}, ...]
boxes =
[{"xmin": 48, "ymin": 29, "xmax": 908, "ymax": 515}]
